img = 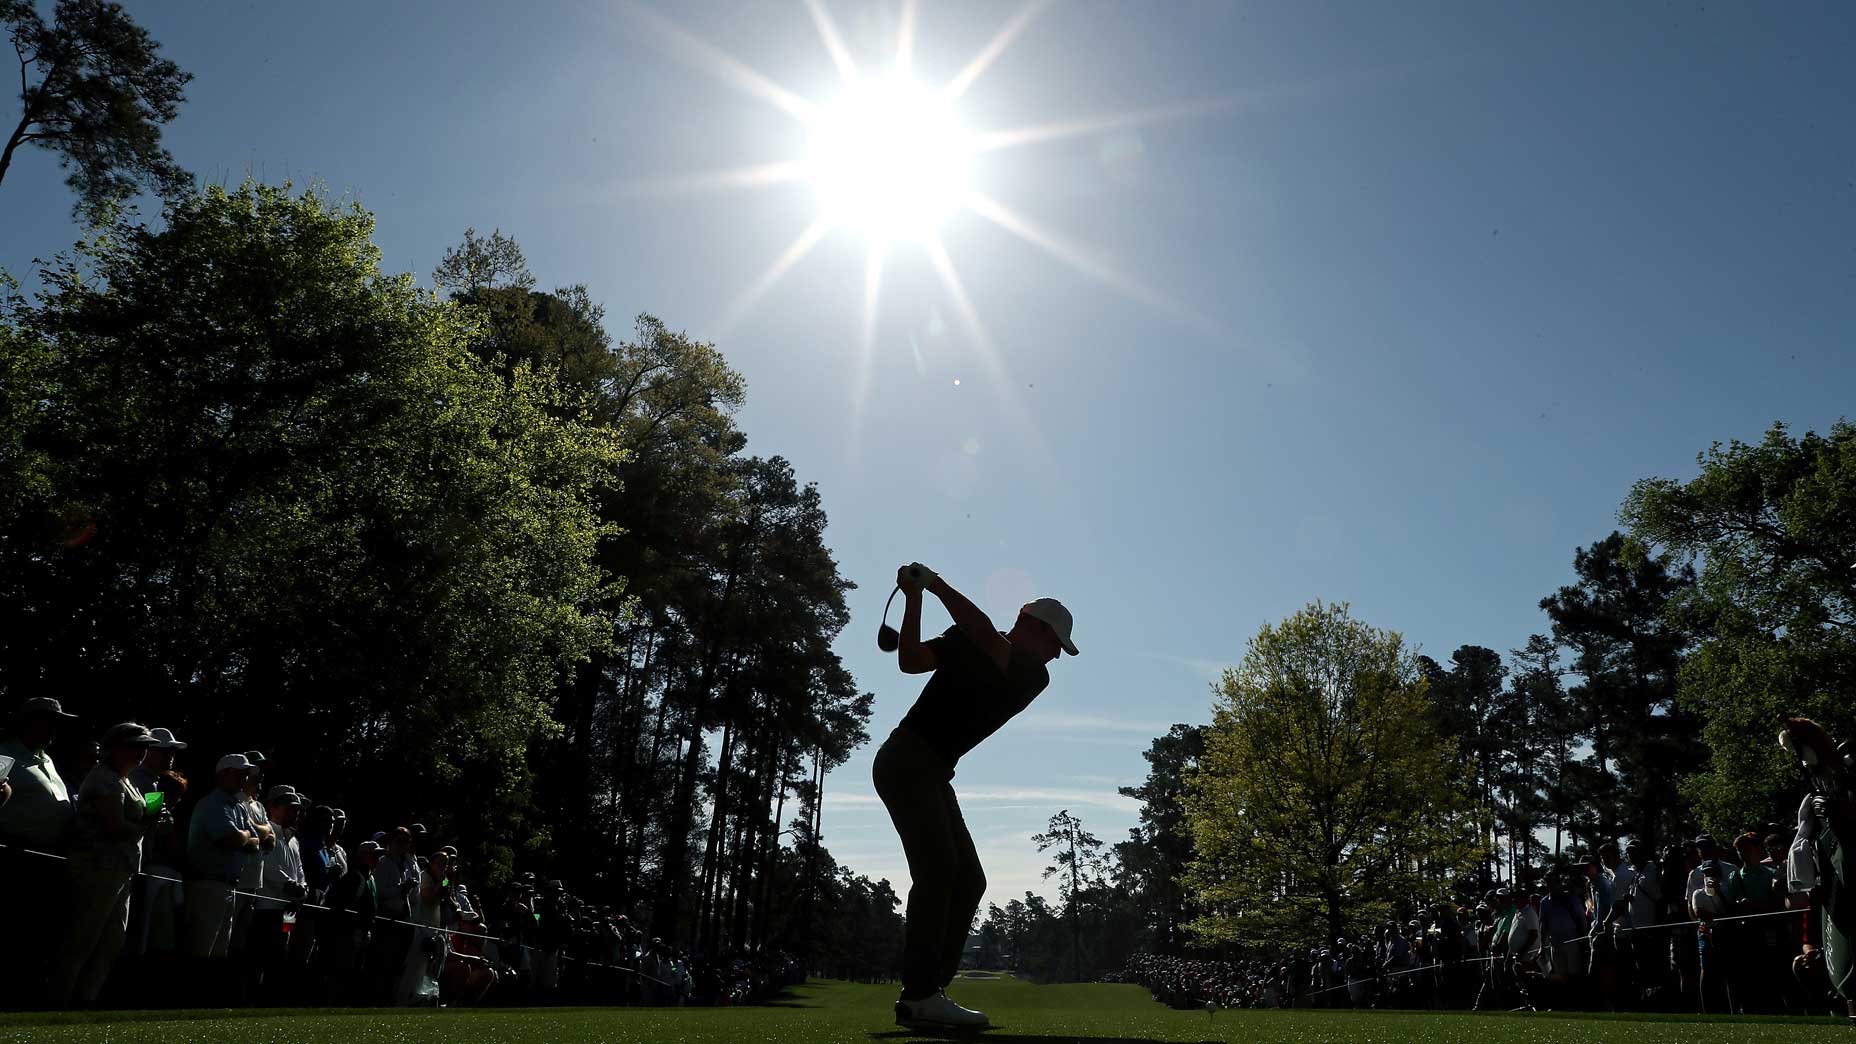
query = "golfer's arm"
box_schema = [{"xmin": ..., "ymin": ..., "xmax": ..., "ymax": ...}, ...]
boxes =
[
  {"xmin": 897, "ymin": 590, "xmax": 936, "ymax": 674},
  {"xmin": 927, "ymin": 576, "xmax": 1010, "ymax": 668}
]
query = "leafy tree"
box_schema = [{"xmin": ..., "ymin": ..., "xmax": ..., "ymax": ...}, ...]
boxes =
[
  {"xmin": 2, "ymin": 0, "xmax": 191, "ymax": 218},
  {"xmin": 1622, "ymin": 420, "xmax": 1856, "ymax": 833},
  {"xmin": 1494, "ymin": 634, "xmax": 1569, "ymax": 866},
  {"xmin": 1183, "ymin": 601, "xmax": 1481, "ymax": 949},
  {"xmin": 1538, "ymin": 532, "xmax": 1699, "ymax": 848},
  {"xmin": 1115, "ymin": 724, "xmax": 1204, "ymax": 954},
  {"xmin": 1419, "ymin": 646, "xmax": 1506, "ymax": 883},
  {"xmin": 0, "ymin": 183, "xmax": 621, "ymax": 874}
]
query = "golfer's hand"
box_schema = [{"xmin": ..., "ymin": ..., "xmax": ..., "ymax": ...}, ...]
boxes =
[{"xmin": 897, "ymin": 562, "xmax": 938, "ymax": 593}]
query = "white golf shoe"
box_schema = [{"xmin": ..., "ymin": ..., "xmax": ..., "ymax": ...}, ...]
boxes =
[{"xmin": 895, "ymin": 990, "xmax": 991, "ymax": 1029}]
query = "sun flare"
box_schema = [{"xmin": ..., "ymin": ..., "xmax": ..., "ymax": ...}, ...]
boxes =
[
  {"xmin": 807, "ymin": 77, "xmax": 974, "ymax": 244},
  {"xmin": 620, "ymin": 0, "xmax": 1223, "ymax": 406}
]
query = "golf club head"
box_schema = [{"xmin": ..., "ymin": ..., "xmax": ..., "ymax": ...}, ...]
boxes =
[{"xmin": 876, "ymin": 624, "xmax": 900, "ymax": 653}]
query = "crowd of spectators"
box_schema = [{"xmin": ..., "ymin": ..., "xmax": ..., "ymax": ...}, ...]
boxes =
[
  {"xmin": 0, "ymin": 700, "xmax": 802, "ymax": 1011},
  {"xmin": 1115, "ymin": 830, "xmax": 1854, "ymax": 1023}
]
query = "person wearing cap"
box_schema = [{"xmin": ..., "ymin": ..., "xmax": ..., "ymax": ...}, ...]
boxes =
[
  {"xmin": 249, "ymin": 785, "xmax": 308, "ymax": 997},
  {"xmin": 0, "ymin": 696, "xmax": 80, "ymax": 852},
  {"xmin": 875, "ymin": 563, "xmax": 1074, "ymax": 1030},
  {"xmin": 48, "ymin": 722, "xmax": 160, "ymax": 1005},
  {"xmin": 1580, "ymin": 846, "xmax": 1624, "ymax": 1009},
  {"xmin": 368, "ymin": 826, "xmax": 420, "ymax": 1004},
  {"xmin": 229, "ymin": 753, "xmax": 276, "ymax": 963},
  {"xmin": 127, "ymin": 728, "xmax": 185, "ymax": 795},
  {"xmin": 1692, "ymin": 859, "xmax": 1731, "ymax": 1012},
  {"xmin": 185, "ymin": 754, "xmax": 262, "ymax": 967},
  {"xmin": 0, "ymin": 696, "xmax": 83, "ymax": 998},
  {"xmin": 321, "ymin": 839, "xmax": 381, "ymax": 1003},
  {"xmin": 126, "ymin": 727, "xmax": 190, "ymax": 973},
  {"xmin": 326, "ymin": 808, "xmax": 350, "ymax": 886}
]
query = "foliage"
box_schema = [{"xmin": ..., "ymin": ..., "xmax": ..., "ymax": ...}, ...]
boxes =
[
  {"xmin": 432, "ymin": 226, "xmax": 535, "ymax": 296},
  {"xmin": 1182, "ymin": 601, "xmax": 1481, "ymax": 950},
  {"xmin": 1114, "ymin": 724, "xmax": 1205, "ymax": 955},
  {"xmin": 0, "ymin": 183, "xmax": 622, "ymax": 875},
  {"xmin": 2, "ymin": 0, "xmax": 191, "ymax": 219},
  {"xmin": 1538, "ymin": 532, "xmax": 1700, "ymax": 849},
  {"xmin": 1622, "ymin": 419, "xmax": 1856, "ymax": 835}
]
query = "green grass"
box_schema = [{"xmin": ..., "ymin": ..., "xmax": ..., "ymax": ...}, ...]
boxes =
[{"xmin": 1, "ymin": 977, "xmax": 1848, "ymax": 1043}]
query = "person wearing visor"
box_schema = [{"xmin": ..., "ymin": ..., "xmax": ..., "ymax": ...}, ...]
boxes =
[{"xmin": 875, "ymin": 562, "xmax": 1076, "ymax": 1030}]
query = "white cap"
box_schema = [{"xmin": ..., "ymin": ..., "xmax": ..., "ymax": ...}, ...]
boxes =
[
  {"xmin": 214, "ymin": 753, "xmax": 254, "ymax": 773},
  {"xmin": 1023, "ymin": 597, "xmax": 1078, "ymax": 656}
]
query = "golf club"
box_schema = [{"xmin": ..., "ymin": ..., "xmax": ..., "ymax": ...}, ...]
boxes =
[
  {"xmin": 876, "ymin": 565, "xmax": 935, "ymax": 652},
  {"xmin": 877, "ymin": 585, "xmax": 901, "ymax": 652}
]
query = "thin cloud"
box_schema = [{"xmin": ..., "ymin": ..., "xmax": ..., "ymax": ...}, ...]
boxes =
[
  {"xmin": 825, "ymin": 786, "xmax": 1138, "ymax": 814},
  {"xmin": 1015, "ymin": 710, "xmax": 1173, "ymax": 735},
  {"xmin": 1127, "ymin": 650, "xmax": 1232, "ymax": 684}
]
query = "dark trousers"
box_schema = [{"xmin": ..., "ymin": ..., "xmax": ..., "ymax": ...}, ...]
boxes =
[{"xmin": 874, "ymin": 727, "xmax": 985, "ymax": 1000}]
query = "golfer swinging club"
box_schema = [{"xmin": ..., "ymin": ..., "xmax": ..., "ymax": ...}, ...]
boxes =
[{"xmin": 875, "ymin": 562, "xmax": 1077, "ymax": 1029}]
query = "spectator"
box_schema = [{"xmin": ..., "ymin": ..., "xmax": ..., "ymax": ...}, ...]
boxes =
[
  {"xmin": 400, "ymin": 848, "xmax": 453, "ymax": 1005},
  {"xmin": 1507, "ymin": 888, "xmax": 1541, "ymax": 970},
  {"xmin": 321, "ymin": 838, "xmax": 381, "ymax": 1004},
  {"xmin": 0, "ymin": 697, "xmax": 79, "ymax": 853},
  {"xmin": 1540, "ymin": 871, "xmax": 1589, "ymax": 1004},
  {"xmin": 370, "ymin": 826, "xmax": 420, "ymax": 1003},
  {"xmin": 327, "ymin": 808, "xmax": 350, "ymax": 884},
  {"xmin": 1726, "ymin": 831, "xmax": 1785, "ymax": 1012},
  {"xmin": 126, "ymin": 727, "xmax": 189, "ymax": 996},
  {"xmin": 534, "ymin": 879, "xmax": 570, "ymax": 1001},
  {"xmin": 50, "ymin": 722, "xmax": 161, "ymax": 1006},
  {"xmin": 229, "ymin": 752, "xmax": 276, "ymax": 970},
  {"xmin": 0, "ymin": 696, "xmax": 81, "ymax": 999},
  {"xmin": 251, "ymin": 785, "xmax": 307, "ymax": 996},
  {"xmin": 1587, "ymin": 846, "xmax": 1625, "ymax": 1010},
  {"xmin": 1621, "ymin": 840, "xmax": 1664, "ymax": 1003},
  {"xmin": 1691, "ymin": 859, "xmax": 1731, "ymax": 1013},
  {"xmin": 293, "ymin": 804, "xmax": 337, "ymax": 975},
  {"xmin": 185, "ymin": 755, "xmax": 262, "ymax": 973}
]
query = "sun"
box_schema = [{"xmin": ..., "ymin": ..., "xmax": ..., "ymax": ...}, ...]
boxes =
[
  {"xmin": 807, "ymin": 76, "xmax": 974, "ymax": 244},
  {"xmin": 618, "ymin": 0, "xmax": 1223, "ymax": 403}
]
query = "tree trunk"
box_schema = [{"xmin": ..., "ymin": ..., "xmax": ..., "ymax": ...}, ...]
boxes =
[
  {"xmin": 656, "ymin": 518, "xmax": 754, "ymax": 939},
  {"xmin": 756, "ymin": 745, "xmax": 793, "ymax": 948}
]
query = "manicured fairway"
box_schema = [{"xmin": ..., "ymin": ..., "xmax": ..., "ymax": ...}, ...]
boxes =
[{"xmin": 2, "ymin": 975, "xmax": 1847, "ymax": 1043}]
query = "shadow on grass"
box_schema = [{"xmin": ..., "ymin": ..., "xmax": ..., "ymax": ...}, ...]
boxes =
[{"xmin": 868, "ymin": 1025, "xmax": 1217, "ymax": 1032}]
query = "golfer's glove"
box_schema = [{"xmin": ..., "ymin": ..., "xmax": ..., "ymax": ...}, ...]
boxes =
[{"xmin": 898, "ymin": 563, "xmax": 939, "ymax": 590}]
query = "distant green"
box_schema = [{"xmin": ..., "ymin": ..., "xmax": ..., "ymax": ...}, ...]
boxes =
[{"xmin": 2, "ymin": 977, "xmax": 1847, "ymax": 1043}]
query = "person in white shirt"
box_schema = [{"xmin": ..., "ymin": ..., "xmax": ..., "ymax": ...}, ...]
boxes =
[
  {"xmin": 251, "ymin": 785, "xmax": 307, "ymax": 996},
  {"xmin": 229, "ymin": 753, "xmax": 276, "ymax": 964},
  {"xmin": 1620, "ymin": 840, "xmax": 1662, "ymax": 999},
  {"xmin": 0, "ymin": 698, "xmax": 78, "ymax": 851},
  {"xmin": 399, "ymin": 849, "xmax": 453, "ymax": 1005},
  {"xmin": 1507, "ymin": 891, "xmax": 1536, "ymax": 973},
  {"xmin": 0, "ymin": 696, "xmax": 81, "ymax": 998}
]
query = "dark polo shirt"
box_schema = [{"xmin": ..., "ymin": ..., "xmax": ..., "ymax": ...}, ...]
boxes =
[{"xmin": 898, "ymin": 625, "xmax": 1049, "ymax": 766}]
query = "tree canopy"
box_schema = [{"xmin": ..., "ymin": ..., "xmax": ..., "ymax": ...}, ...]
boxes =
[
  {"xmin": 1623, "ymin": 419, "xmax": 1856, "ymax": 833},
  {"xmin": 2, "ymin": 0, "xmax": 191, "ymax": 219},
  {"xmin": 1183, "ymin": 601, "xmax": 1480, "ymax": 949}
]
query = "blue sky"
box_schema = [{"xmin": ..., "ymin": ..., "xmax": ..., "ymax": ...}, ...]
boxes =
[{"xmin": 4, "ymin": 1, "xmax": 1853, "ymax": 908}]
